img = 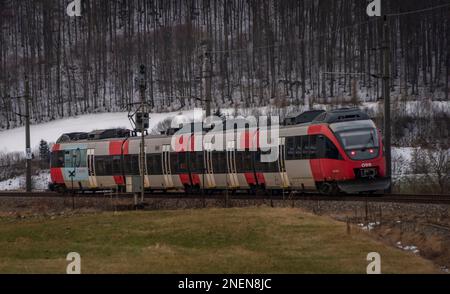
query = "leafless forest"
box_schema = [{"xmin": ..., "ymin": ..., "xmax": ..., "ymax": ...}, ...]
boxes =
[{"xmin": 0, "ymin": 0, "xmax": 449, "ymax": 130}]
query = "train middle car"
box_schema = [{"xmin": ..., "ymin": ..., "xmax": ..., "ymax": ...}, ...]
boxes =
[{"xmin": 50, "ymin": 109, "xmax": 390, "ymax": 195}]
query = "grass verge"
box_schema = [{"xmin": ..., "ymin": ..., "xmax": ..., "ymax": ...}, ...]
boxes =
[{"xmin": 0, "ymin": 207, "xmax": 439, "ymax": 273}]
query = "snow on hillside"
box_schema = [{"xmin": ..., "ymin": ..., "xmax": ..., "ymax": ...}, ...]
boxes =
[
  {"xmin": 0, "ymin": 170, "xmax": 50, "ymax": 191},
  {"xmin": 0, "ymin": 109, "xmax": 203, "ymax": 154},
  {"xmin": 392, "ymin": 147, "xmax": 415, "ymax": 175}
]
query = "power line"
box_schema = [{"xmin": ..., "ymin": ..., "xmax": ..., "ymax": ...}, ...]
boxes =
[{"xmin": 386, "ymin": 3, "xmax": 450, "ymax": 17}]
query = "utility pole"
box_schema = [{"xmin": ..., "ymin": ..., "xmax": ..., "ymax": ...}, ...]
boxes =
[
  {"xmin": 139, "ymin": 65, "xmax": 147, "ymax": 203},
  {"xmin": 25, "ymin": 76, "xmax": 32, "ymax": 192},
  {"xmin": 382, "ymin": 14, "xmax": 392, "ymax": 192}
]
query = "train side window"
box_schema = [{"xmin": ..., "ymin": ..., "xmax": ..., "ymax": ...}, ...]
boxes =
[
  {"xmin": 51, "ymin": 151, "xmax": 65, "ymax": 168},
  {"xmin": 300, "ymin": 136, "xmax": 309, "ymax": 159},
  {"xmin": 212, "ymin": 151, "xmax": 220, "ymax": 173},
  {"xmin": 219, "ymin": 152, "xmax": 227, "ymax": 173},
  {"xmin": 212, "ymin": 151, "xmax": 227, "ymax": 173},
  {"xmin": 146, "ymin": 154, "xmax": 154, "ymax": 175},
  {"xmin": 243, "ymin": 150, "xmax": 253, "ymax": 173},
  {"xmin": 286, "ymin": 137, "xmax": 295, "ymax": 160},
  {"xmin": 188, "ymin": 152, "xmax": 195, "ymax": 173},
  {"xmin": 235, "ymin": 151, "xmax": 248, "ymax": 172},
  {"xmin": 147, "ymin": 153, "xmax": 162, "ymax": 175},
  {"xmin": 178, "ymin": 152, "xmax": 188, "ymax": 173},
  {"xmin": 123, "ymin": 155, "xmax": 130, "ymax": 174},
  {"xmin": 132, "ymin": 155, "xmax": 140, "ymax": 174},
  {"xmin": 154, "ymin": 154, "xmax": 163, "ymax": 174},
  {"xmin": 295, "ymin": 136, "xmax": 303, "ymax": 159},
  {"xmin": 325, "ymin": 137, "xmax": 341, "ymax": 160},
  {"xmin": 253, "ymin": 150, "xmax": 263, "ymax": 172},
  {"xmin": 189, "ymin": 152, "xmax": 203, "ymax": 173},
  {"xmin": 124, "ymin": 154, "xmax": 139, "ymax": 175},
  {"xmin": 112, "ymin": 156, "xmax": 121, "ymax": 175},
  {"xmin": 104, "ymin": 156, "xmax": 112, "ymax": 175},
  {"xmin": 234, "ymin": 151, "xmax": 242, "ymax": 172},
  {"xmin": 196, "ymin": 152, "xmax": 205, "ymax": 173},
  {"xmin": 153, "ymin": 154, "xmax": 162, "ymax": 175},
  {"xmin": 94, "ymin": 157, "xmax": 101, "ymax": 175},
  {"xmin": 170, "ymin": 153, "xmax": 178, "ymax": 174},
  {"xmin": 309, "ymin": 135, "xmax": 318, "ymax": 159},
  {"xmin": 95, "ymin": 156, "xmax": 105, "ymax": 175}
]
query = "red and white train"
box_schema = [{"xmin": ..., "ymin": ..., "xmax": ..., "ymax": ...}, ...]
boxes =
[{"xmin": 50, "ymin": 108, "xmax": 390, "ymax": 195}]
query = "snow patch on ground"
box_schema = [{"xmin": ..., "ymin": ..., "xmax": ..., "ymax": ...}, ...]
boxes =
[
  {"xmin": 358, "ymin": 222, "xmax": 380, "ymax": 231},
  {"xmin": 0, "ymin": 170, "xmax": 50, "ymax": 191},
  {"xmin": 396, "ymin": 241, "xmax": 420, "ymax": 254},
  {"xmin": 392, "ymin": 147, "xmax": 415, "ymax": 176}
]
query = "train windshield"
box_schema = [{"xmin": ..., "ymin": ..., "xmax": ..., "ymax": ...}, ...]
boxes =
[{"xmin": 336, "ymin": 128, "xmax": 379, "ymax": 150}]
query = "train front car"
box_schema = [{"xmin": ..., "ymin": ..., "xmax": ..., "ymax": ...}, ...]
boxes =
[{"xmin": 309, "ymin": 109, "xmax": 390, "ymax": 194}]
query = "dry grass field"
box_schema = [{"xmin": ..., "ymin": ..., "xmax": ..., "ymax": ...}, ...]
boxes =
[{"xmin": 0, "ymin": 207, "xmax": 439, "ymax": 273}]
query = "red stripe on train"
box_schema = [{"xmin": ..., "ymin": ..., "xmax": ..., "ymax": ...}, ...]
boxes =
[
  {"xmin": 52, "ymin": 144, "xmax": 61, "ymax": 152},
  {"xmin": 308, "ymin": 160, "xmax": 322, "ymax": 182},
  {"xmin": 191, "ymin": 174, "xmax": 200, "ymax": 185},
  {"xmin": 239, "ymin": 130, "xmax": 259, "ymax": 149},
  {"xmin": 113, "ymin": 176, "xmax": 125, "ymax": 185},
  {"xmin": 50, "ymin": 168, "xmax": 64, "ymax": 184},
  {"xmin": 109, "ymin": 140, "xmax": 129, "ymax": 156},
  {"xmin": 244, "ymin": 173, "xmax": 257, "ymax": 185},
  {"xmin": 179, "ymin": 174, "xmax": 190, "ymax": 185}
]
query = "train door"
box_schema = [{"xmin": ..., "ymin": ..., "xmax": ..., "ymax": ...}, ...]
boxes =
[
  {"xmin": 226, "ymin": 141, "xmax": 239, "ymax": 188},
  {"xmin": 278, "ymin": 138, "xmax": 290, "ymax": 188},
  {"xmin": 204, "ymin": 145, "xmax": 216, "ymax": 188},
  {"xmin": 87, "ymin": 148, "xmax": 97, "ymax": 188},
  {"xmin": 161, "ymin": 145, "xmax": 174, "ymax": 188}
]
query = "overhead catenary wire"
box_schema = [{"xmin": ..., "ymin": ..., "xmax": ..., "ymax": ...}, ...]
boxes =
[{"xmin": 386, "ymin": 3, "xmax": 450, "ymax": 17}]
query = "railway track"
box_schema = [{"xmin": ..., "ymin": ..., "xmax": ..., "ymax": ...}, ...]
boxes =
[{"xmin": 0, "ymin": 190, "xmax": 449, "ymax": 205}]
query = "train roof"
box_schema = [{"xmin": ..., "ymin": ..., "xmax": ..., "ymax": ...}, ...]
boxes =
[
  {"xmin": 283, "ymin": 110, "xmax": 325, "ymax": 125},
  {"xmin": 55, "ymin": 108, "xmax": 371, "ymax": 144},
  {"xmin": 312, "ymin": 108, "xmax": 369, "ymax": 124}
]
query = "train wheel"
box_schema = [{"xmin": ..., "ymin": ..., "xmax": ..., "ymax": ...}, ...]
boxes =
[{"xmin": 318, "ymin": 182, "xmax": 337, "ymax": 195}]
